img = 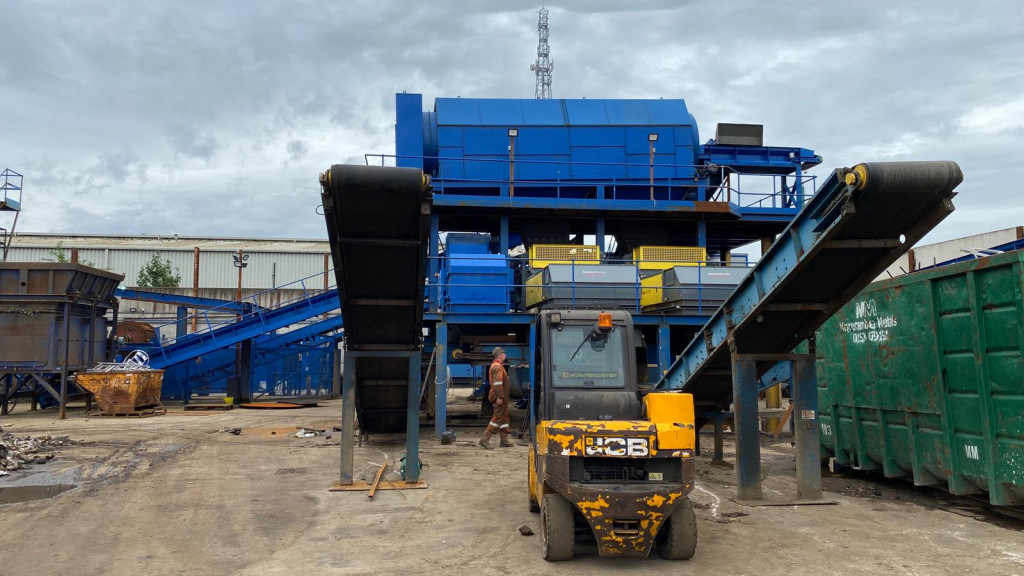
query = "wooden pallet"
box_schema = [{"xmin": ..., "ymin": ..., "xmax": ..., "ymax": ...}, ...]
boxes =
[
  {"xmin": 89, "ymin": 405, "xmax": 167, "ymax": 418},
  {"xmin": 329, "ymin": 480, "xmax": 428, "ymax": 492},
  {"xmin": 183, "ymin": 403, "xmax": 235, "ymax": 412}
]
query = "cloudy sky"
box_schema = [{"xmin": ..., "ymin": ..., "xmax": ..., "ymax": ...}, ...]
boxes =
[{"xmin": 1, "ymin": 0, "xmax": 1021, "ymax": 246}]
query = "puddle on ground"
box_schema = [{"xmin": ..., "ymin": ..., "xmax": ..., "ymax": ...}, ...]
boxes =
[{"xmin": 0, "ymin": 484, "xmax": 77, "ymax": 505}]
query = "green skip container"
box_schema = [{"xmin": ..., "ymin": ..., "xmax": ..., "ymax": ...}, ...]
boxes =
[{"xmin": 816, "ymin": 249, "xmax": 1024, "ymax": 506}]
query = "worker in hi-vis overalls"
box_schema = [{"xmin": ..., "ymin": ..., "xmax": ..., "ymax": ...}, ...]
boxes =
[{"xmin": 479, "ymin": 347, "xmax": 513, "ymax": 449}]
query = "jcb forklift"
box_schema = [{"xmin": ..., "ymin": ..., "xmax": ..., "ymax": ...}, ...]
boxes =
[{"xmin": 527, "ymin": 310, "xmax": 698, "ymax": 561}]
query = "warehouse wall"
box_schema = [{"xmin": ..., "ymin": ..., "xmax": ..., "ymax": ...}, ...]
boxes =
[
  {"xmin": 875, "ymin": 226, "xmax": 1023, "ymax": 280},
  {"xmin": 6, "ymin": 241, "xmax": 332, "ymax": 290}
]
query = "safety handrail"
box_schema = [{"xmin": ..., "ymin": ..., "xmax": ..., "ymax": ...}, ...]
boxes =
[
  {"xmin": 364, "ymin": 154, "xmax": 816, "ymax": 209},
  {"xmin": 431, "ymin": 253, "xmax": 755, "ymax": 314},
  {"xmin": 146, "ymin": 269, "xmax": 339, "ymax": 348}
]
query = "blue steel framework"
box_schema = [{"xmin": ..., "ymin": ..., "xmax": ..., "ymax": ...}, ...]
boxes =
[
  {"xmin": 390, "ymin": 93, "xmax": 821, "ymax": 439},
  {"xmin": 117, "ymin": 273, "xmax": 341, "ymax": 402},
  {"xmin": 654, "ymin": 161, "xmax": 962, "ymax": 500}
]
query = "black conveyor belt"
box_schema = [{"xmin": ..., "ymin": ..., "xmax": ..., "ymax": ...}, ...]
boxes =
[
  {"xmin": 321, "ymin": 165, "xmax": 432, "ymax": 431},
  {"xmin": 657, "ymin": 161, "xmax": 963, "ymax": 410}
]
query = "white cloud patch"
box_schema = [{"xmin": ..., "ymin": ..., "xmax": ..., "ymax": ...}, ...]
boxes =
[{"xmin": 957, "ymin": 96, "xmax": 1024, "ymax": 136}]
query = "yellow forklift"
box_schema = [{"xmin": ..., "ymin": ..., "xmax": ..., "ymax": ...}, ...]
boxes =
[{"xmin": 527, "ymin": 310, "xmax": 698, "ymax": 560}]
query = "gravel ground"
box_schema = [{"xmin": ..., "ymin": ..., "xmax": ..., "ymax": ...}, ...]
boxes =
[{"xmin": 0, "ymin": 398, "xmax": 1021, "ymax": 576}]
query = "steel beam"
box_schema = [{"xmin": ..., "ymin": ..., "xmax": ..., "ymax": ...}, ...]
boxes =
[
  {"xmin": 792, "ymin": 353, "xmax": 822, "ymax": 499},
  {"xmin": 434, "ymin": 321, "xmax": 448, "ymax": 439},
  {"xmin": 731, "ymin": 354, "xmax": 762, "ymax": 500},
  {"xmin": 657, "ymin": 324, "xmax": 671, "ymax": 379},
  {"xmin": 405, "ymin": 351, "xmax": 422, "ymax": 483},
  {"xmin": 115, "ymin": 288, "xmax": 252, "ymax": 313},
  {"xmin": 340, "ymin": 353, "xmax": 356, "ymax": 485},
  {"xmin": 340, "ymin": 350, "xmax": 423, "ymax": 484},
  {"xmin": 59, "ymin": 302, "xmax": 70, "ymax": 420}
]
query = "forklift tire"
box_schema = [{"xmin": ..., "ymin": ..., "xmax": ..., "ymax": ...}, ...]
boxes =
[
  {"xmin": 529, "ymin": 492, "xmax": 540, "ymax": 513},
  {"xmin": 541, "ymin": 493, "xmax": 574, "ymax": 561},
  {"xmin": 655, "ymin": 498, "xmax": 697, "ymax": 560}
]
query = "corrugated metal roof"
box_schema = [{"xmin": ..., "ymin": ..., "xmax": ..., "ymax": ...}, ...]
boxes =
[{"xmin": 8, "ymin": 232, "xmax": 330, "ymax": 252}]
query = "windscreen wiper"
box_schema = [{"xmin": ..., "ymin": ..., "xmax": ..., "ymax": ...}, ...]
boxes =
[{"xmin": 568, "ymin": 333, "xmax": 591, "ymax": 363}]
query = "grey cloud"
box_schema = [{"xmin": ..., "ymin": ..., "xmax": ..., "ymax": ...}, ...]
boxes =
[
  {"xmin": 90, "ymin": 150, "xmax": 148, "ymax": 185},
  {"xmin": 0, "ymin": 0, "xmax": 1020, "ymax": 246},
  {"xmin": 286, "ymin": 140, "xmax": 309, "ymax": 162},
  {"xmin": 167, "ymin": 124, "xmax": 220, "ymax": 162}
]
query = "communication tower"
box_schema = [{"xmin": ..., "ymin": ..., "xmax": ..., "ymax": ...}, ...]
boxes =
[{"xmin": 530, "ymin": 7, "xmax": 553, "ymax": 99}]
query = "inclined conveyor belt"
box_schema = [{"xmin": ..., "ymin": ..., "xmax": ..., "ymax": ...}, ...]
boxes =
[
  {"xmin": 320, "ymin": 165, "xmax": 432, "ymax": 432},
  {"xmin": 655, "ymin": 161, "xmax": 964, "ymax": 411}
]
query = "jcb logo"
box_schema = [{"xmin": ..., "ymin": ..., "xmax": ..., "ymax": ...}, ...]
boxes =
[{"xmin": 585, "ymin": 436, "xmax": 650, "ymax": 457}]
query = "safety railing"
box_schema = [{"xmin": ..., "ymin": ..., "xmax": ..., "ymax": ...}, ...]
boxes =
[
  {"xmin": 365, "ymin": 154, "xmax": 816, "ymax": 209},
  {"xmin": 145, "ymin": 270, "xmax": 339, "ymax": 347},
  {"xmin": 432, "ymin": 253, "xmax": 754, "ymax": 315},
  {"xmin": 1, "ymin": 168, "xmax": 23, "ymax": 209}
]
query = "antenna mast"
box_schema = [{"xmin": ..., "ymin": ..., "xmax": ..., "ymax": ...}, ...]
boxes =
[{"xmin": 530, "ymin": 7, "xmax": 553, "ymax": 99}]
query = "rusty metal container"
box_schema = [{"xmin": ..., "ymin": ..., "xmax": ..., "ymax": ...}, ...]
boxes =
[
  {"xmin": 0, "ymin": 263, "xmax": 123, "ymax": 370},
  {"xmin": 816, "ymin": 249, "xmax": 1024, "ymax": 506},
  {"xmin": 75, "ymin": 370, "xmax": 165, "ymax": 415}
]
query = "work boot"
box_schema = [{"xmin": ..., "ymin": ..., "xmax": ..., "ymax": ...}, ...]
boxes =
[
  {"xmin": 478, "ymin": 430, "xmax": 494, "ymax": 449},
  {"xmin": 499, "ymin": 431, "xmax": 513, "ymax": 448}
]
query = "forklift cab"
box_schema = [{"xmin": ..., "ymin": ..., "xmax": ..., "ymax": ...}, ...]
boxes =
[{"xmin": 535, "ymin": 310, "xmax": 641, "ymax": 423}]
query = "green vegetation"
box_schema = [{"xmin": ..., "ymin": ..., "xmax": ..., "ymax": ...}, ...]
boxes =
[
  {"xmin": 136, "ymin": 253, "xmax": 182, "ymax": 288},
  {"xmin": 43, "ymin": 241, "xmax": 95, "ymax": 266}
]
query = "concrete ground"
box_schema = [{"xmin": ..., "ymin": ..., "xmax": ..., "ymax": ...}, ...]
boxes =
[{"xmin": 1, "ymin": 397, "xmax": 1022, "ymax": 576}]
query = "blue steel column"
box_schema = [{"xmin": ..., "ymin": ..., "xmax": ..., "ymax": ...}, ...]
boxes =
[
  {"xmin": 794, "ymin": 164, "xmax": 804, "ymax": 206},
  {"xmin": 339, "ymin": 351, "xmax": 357, "ymax": 485},
  {"xmin": 434, "ymin": 321, "xmax": 449, "ymax": 438},
  {"xmin": 176, "ymin": 306, "xmax": 188, "ymax": 338},
  {"xmin": 792, "ymin": 354, "xmax": 822, "ymax": 499},
  {"xmin": 405, "ymin": 351, "xmax": 422, "ymax": 483},
  {"xmin": 657, "ymin": 324, "xmax": 671, "ymax": 380},
  {"xmin": 500, "ymin": 215, "xmax": 511, "ymax": 310},
  {"xmin": 696, "ymin": 221, "xmax": 707, "ymax": 249},
  {"xmin": 595, "ymin": 217, "xmax": 605, "ymax": 259},
  {"xmin": 731, "ymin": 354, "xmax": 762, "ymax": 500},
  {"xmin": 428, "ymin": 214, "xmax": 440, "ymax": 312}
]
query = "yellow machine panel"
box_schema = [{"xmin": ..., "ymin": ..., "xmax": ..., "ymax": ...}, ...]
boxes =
[
  {"xmin": 643, "ymin": 393, "xmax": 696, "ymax": 450},
  {"xmin": 525, "ymin": 272, "xmax": 545, "ymax": 308},
  {"xmin": 640, "ymin": 273, "xmax": 665, "ymax": 307},
  {"xmin": 632, "ymin": 246, "xmax": 707, "ymax": 271},
  {"xmin": 529, "ymin": 244, "xmax": 600, "ymax": 269}
]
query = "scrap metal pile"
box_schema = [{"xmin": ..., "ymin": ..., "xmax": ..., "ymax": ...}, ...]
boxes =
[{"xmin": 0, "ymin": 427, "xmax": 72, "ymax": 475}]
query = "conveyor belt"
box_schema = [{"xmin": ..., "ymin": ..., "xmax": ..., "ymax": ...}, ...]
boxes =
[
  {"xmin": 320, "ymin": 165, "xmax": 431, "ymax": 431},
  {"xmin": 656, "ymin": 161, "xmax": 963, "ymax": 410}
]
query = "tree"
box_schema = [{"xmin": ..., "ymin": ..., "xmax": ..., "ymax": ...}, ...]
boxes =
[
  {"xmin": 43, "ymin": 241, "xmax": 96, "ymax": 266},
  {"xmin": 136, "ymin": 253, "xmax": 182, "ymax": 288}
]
